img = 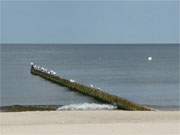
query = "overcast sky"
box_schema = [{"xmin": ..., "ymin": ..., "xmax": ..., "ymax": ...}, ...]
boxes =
[{"xmin": 1, "ymin": 1, "xmax": 179, "ymax": 44}]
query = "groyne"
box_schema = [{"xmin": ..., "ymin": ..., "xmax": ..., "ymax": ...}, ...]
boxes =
[
  {"xmin": 31, "ymin": 65, "xmax": 151, "ymax": 111},
  {"xmin": 0, "ymin": 105, "xmax": 59, "ymax": 112}
]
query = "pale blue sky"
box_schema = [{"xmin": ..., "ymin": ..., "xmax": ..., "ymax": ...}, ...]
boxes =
[{"xmin": 1, "ymin": 1, "xmax": 179, "ymax": 43}]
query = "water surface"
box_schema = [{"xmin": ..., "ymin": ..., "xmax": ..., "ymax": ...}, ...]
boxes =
[{"xmin": 1, "ymin": 44, "xmax": 179, "ymax": 110}]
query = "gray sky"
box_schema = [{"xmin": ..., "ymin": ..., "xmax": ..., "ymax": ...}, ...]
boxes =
[{"xmin": 1, "ymin": 1, "xmax": 179, "ymax": 44}]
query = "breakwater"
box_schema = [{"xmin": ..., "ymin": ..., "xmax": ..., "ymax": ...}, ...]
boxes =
[
  {"xmin": 30, "ymin": 65, "xmax": 151, "ymax": 111},
  {"xmin": 0, "ymin": 105, "xmax": 59, "ymax": 112}
]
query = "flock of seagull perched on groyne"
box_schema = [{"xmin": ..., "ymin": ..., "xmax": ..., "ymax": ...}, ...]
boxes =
[
  {"xmin": 30, "ymin": 62, "xmax": 151, "ymax": 110},
  {"xmin": 30, "ymin": 62, "xmax": 56, "ymax": 75},
  {"xmin": 30, "ymin": 62, "xmax": 97, "ymax": 88}
]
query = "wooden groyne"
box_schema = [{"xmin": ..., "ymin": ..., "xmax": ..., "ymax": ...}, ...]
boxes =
[{"xmin": 30, "ymin": 65, "xmax": 151, "ymax": 111}]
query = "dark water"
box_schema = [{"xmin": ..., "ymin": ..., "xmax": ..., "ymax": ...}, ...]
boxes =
[{"xmin": 1, "ymin": 44, "xmax": 179, "ymax": 110}]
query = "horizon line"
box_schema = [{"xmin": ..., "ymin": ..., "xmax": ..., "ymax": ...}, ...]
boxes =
[{"xmin": 0, "ymin": 43, "xmax": 179, "ymax": 45}]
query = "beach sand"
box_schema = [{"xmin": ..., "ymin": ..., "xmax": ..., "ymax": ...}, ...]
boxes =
[{"xmin": 1, "ymin": 111, "xmax": 180, "ymax": 135}]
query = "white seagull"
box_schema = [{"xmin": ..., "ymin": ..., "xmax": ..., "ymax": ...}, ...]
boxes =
[
  {"xmin": 70, "ymin": 79, "xmax": 75, "ymax": 83},
  {"xmin": 49, "ymin": 70, "xmax": 56, "ymax": 75},
  {"xmin": 30, "ymin": 62, "xmax": 34, "ymax": 65}
]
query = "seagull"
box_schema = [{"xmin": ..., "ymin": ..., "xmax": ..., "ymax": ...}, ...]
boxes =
[
  {"xmin": 37, "ymin": 66, "xmax": 40, "ymax": 70},
  {"xmin": 43, "ymin": 68, "xmax": 47, "ymax": 72},
  {"xmin": 41, "ymin": 67, "xmax": 45, "ymax": 71},
  {"xmin": 49, "ymin": 70, "xmax": 56, "ymax": 75},
  {"xmin": 33, "ymin": 65, "xmax": 37, "ymax": 68},
  {"xmin": 30, "ymin": 62, "xmax": 34, "ymax": 65},
  {"xmin": 47, "ymin": 71, "xmax": 51, "ymax": 74},
  {"xmin": 50, "ymin": 70, "xmax": 54, "ymax": 73},
  {"xmin": 53, "ymin": 72, "xmax": 56, "ymax": 75},
  {"xmin": 70, "ymin": 79, "xmax": 75, "ymax": 83}
]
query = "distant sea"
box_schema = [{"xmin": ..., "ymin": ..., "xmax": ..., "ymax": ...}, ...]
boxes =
[{"xmin": 1, "ymin": 44, "xmax": 179, "ymax": 110}]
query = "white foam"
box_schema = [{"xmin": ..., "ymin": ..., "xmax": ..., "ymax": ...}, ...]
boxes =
[{"xmin": 57, "ymin": 103, "xmax": 117, "ymax": 111}]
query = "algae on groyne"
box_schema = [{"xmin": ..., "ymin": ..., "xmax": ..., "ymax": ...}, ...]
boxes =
[{"xmin": 31, "ymin": 65, "xmax": 151, "ymax": 111}]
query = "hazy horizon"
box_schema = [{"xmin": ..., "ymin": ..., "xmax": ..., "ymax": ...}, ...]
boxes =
[{"xmin": 2, "ymin": 42, "xmax": 179, "ymax": 45}]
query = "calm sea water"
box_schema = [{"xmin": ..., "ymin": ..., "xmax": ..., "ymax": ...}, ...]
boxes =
[{"xmin": 1, "ymin": 44, "xmax": 179, "ymax": 110}]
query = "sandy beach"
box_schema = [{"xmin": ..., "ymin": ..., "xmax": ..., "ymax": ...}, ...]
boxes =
[{"xmin": 0, "ymin": 111, "xmax": 180, "ymax": 135}]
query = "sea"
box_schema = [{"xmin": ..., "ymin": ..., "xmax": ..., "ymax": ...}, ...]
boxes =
[{"xmin": 1, "ymin": 44, "xmax": 179, "ymax": 111}]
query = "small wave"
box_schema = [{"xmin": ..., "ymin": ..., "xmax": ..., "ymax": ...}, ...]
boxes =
[{"xmin": 57, "ymin": 103, "xmax": 117, "ymax": 111}]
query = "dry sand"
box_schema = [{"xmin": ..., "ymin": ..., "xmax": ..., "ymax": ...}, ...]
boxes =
[{"xmin": 0, "ymin": 111, "xmax": 180, "ymax": 135}]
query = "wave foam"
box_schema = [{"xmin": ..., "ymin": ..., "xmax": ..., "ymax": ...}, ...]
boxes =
[{"xmin": 57, "ymin": 103, "xmax": 117, "ymax": 111}]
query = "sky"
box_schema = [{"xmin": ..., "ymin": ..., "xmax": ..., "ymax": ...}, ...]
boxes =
[{"xmin": 1, "ymin": 0, "xmax": 179, "ymax": 44}]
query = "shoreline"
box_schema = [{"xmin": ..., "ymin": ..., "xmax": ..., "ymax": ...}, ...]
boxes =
[
  {"xmin": 1, "ymin": 111, "xmax": 180, "ymax": 135},
  {"xmin": 0, "ymin": 104, "xmax": 179, "ymax": 112}
]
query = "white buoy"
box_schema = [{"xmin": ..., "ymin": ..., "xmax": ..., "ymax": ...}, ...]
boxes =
[{"xmin": 148, "ymin": 56, "xmax": 152, "ymax": 61}]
